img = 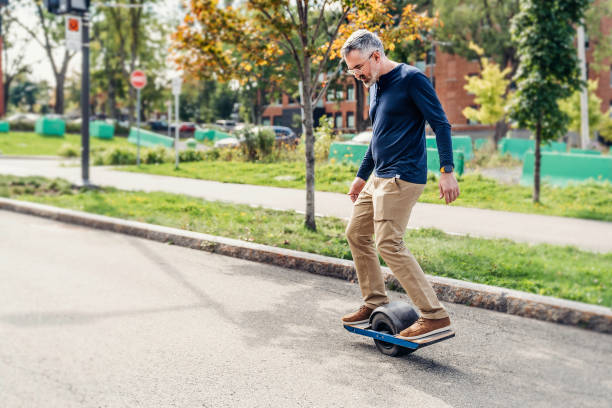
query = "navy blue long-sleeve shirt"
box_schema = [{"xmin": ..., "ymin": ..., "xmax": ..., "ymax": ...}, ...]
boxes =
[{"xmin": 356, "ymin": 63, "xmax": 453, "ymax": 184}]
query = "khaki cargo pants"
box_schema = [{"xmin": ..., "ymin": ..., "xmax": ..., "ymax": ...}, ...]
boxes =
[{"xmin": 345, "ymin": 175, "xmax": 448, "ymax": 319}]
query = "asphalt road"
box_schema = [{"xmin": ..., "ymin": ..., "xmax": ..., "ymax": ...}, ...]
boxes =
[
  {"xmin": 1, "ymin": 157, "xmax": 611, "ymax": 253},
  {"xmin": 1, "ymin": 210, "xmax": 611, "ymax": 407}
]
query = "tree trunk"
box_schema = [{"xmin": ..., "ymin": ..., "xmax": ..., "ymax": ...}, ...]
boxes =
[
  {"xmin": 354, "ymin": 77, "xmax": 367, "ymax": 132},
  {"xmin": 54, "ymin": 74, "xmax": 65, "ymax": 114},
  {"xmin": 302, "ymin": 59, "xmax": 316, "ymax": 231},
  {"xmin": 533, "ymin": 121, "xmax": 541, "ymax": 203},
  {"xmin": 493, "ymin": 118, "xmax": 509, "ymax": 150}
]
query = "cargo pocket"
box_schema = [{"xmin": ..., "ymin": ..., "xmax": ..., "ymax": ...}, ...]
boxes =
[{"xmin": 372, "ymin": 178, "xmax": 401, "ymax": 221}]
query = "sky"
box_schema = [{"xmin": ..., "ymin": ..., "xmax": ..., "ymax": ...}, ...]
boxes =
[{"xmin": 4, "ymin": 1, "xmax": 184, "ymax": 85}]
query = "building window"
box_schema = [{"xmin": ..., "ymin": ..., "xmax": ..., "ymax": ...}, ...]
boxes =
[
  {"xmin": 466, "ymin": 106, "xmax": 479, "ymax": 125},
  {"xmin": 336, "ymin": 89, "xmax": 343, "ymax": 100},
  {"xmin": 327, "ymin": 89, "xmax": 335, "ymax": 102},
  {"xmin": 287, "ymin": 95, "xmax": 297, "ymax": 104},
  {"xmin": 347, "ymin": 85, "xmax": 355, "ymax": 101},
  {"xmin": 347, "ymin": 112, "xmax": 355, "ymax": 128},
  {"xmin": 263, "ymin": 117, "xmax": 271, "ymax": 126},
  {"xmin": 335, "ymin": 113, "xmax": 343, "ymax": 128}
]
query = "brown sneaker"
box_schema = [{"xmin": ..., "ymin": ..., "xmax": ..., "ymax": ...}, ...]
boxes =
[
  {"xmin": 341, "ymin": 305, "xmax": 374, "ymax": 325},
  {"xmin": 396, "ymin": 317, "xmax": 451, "ymax": 340}
]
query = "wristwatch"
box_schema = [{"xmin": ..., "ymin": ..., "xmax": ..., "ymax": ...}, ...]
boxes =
[{"xmin": 440, "ymin": 165, "xmax": 454, "ymax": 174}]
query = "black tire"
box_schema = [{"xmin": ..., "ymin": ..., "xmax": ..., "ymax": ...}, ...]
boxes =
[{"xmin": 371, "ymin": 313, "xmax": 413, "ymax": 357}]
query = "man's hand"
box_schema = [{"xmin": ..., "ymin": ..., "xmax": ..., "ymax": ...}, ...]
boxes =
[
  {"xmin": 348, "ymin": 177, "xmax": 366, "ymax": 203},
  {"xmin": 439, "ymin": 173, "xmax": 460, "ymax": 204}
]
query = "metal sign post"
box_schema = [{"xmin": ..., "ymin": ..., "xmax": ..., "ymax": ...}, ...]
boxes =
[
  {"xmin": 167, "ymin": 99, "xmax": 172, "ymax": 139},
  {"xmin": 172, "ymin": 77, "xmax": 182, "ymax": 169},
  {"xmin": 130, "ymin": 70, "xmax": 147, "ymax": 166},
  {"xmin": 79, "ymin": 13, "xmax": 89, "ymax": 186}
]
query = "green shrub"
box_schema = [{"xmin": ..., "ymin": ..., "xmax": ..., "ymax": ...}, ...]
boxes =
[
  {"xmin": 314, "ymin": 116, "xmax": 335, "ymax": 162},
  {"xmin": 237, "ymin": 126, "xmax": 275, "ymax": 162},
  {"xmin": 144, "ymin": 146, "xmax": 172, "ymax": 164},
  {"xmin": 179, "ymin": 149, "xmax": 204, "ymax": 162},
  {"xmin": 58, "ymin": 143, "xmax": 79, "ymax": 157},
  {"xmin": 9, "ymin": 121, "xmax": 35, "ymax": 132},
  {"xmin": 102, "ymin": 146, "xmax": 137, "ymax": 165},
  {"xmin": 65, "ymin": 122, "xmax": 81, "ymax": 134}
]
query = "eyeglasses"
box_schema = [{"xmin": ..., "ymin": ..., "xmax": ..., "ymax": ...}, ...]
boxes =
[{"xmin": 345, "ymin": 51, "xmax": 375, "ymax": 76}]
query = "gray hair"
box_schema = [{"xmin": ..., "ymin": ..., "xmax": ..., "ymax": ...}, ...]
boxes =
[{"xmin": 341, "ymin": 29, "xmax": 385, "ymax": 59}]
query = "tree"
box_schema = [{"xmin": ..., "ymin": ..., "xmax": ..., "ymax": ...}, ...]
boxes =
[
  {"xmin": 174, "ymin": 0, "xmax": 435, "ymax": 231},
  {"xmin": 584, "ymin": 0, "xmax": 612, "ymax": 73},
  {"xmin": 101, "ymin": 0, "xmax": 165, "ymax": 125},
  {"xmin": 462, "ymin": 42, "xmax": 511, "ymax": 133},
  {"xmin": 1, "ymin": 4, "xmax": 33, "ymax": 114},
  {"xmin": 509, "ymin": 0, "xmax": 589, "ymax": 203},
  {"xmin": 558, "ymin": 79, "xmax": 606, "ymax": 140},
  {"xmin": 433, "ymin": 0, "xmax": 520, "ymax": 144},
  {"xmin": 14, "ymin": 0, "xmax": 77, "ymax": 114}
]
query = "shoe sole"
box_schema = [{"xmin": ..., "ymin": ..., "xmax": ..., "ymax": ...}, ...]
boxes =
[
  {"xmin": 342, "ymin": 318, "xmax": 370, "ymax": 325},
  {"xmin": 396, "ymin": 325, "xmax": 452, "ymax": 340}
]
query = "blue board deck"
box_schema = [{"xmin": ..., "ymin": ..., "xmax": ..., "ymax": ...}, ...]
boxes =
[{"xmin": 343, "ymin": 322, "xmax": 455, "ymax": 350}]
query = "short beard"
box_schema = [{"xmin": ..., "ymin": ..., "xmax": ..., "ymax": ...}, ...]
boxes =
[{"xmin": 362, "ymin": 68, "xmax": 380, "ymax": 88}]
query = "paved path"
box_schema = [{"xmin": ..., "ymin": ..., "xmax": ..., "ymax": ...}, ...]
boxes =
[
  {"xmin": 1, "ymin": 157, "xmax": 610, "ymax": 253},
  {"xmin": 1, "ymin": 210, "xmax": 611, "ymax": 407}
]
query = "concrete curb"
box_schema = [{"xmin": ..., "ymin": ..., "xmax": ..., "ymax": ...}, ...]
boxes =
[
  {"xmin": 1, "ymin": 197, "xmax": 610, "ymax": 334},
  {"xmin": 0, "ymin": 155, "xmax": 63, "ymax": 160}
]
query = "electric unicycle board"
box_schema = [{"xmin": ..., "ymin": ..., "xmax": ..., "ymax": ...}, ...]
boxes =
[{"xmin": 343, "ymin": 301, "xmax": 455, "ymax": 357}]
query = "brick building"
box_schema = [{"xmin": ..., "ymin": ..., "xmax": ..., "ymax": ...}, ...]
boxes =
[{"xmin": 262, "ymin": 17, "xmax": 612, "ymax": 138}]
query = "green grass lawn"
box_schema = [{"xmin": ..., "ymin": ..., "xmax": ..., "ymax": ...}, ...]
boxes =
[
  {"xmin": 0, "ymin": 131, "xmax": 132, "ymax": 156},
  {"xmin": 120, "ymin": 160, "xmax": 612, "ymax": 222},
  {"xmin": 2, "ymin": 174, "xmax": 610, "ymax": 307}
]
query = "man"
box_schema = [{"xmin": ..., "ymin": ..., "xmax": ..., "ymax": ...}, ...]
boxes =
[{"xmin": 341, "ymin": 29, "xmax": 460, "ymax": 340}]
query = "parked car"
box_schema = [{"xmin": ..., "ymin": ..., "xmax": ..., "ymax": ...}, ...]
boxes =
[
  {"xmin": 169, "ymin": 122, "xmax": 196, "ymax": 136},
  {"xmin": 149, "ymin": 120, "xmax": 169, "ymax": 131},
  {"xmin": 215, "ymin": 119, "xmax": 236, "ymax": 131},
  {"xmin": 249, "ymin": 125, "xmax": 299, "ymax": 146},
  {"xmin": 351, "ymin": 130, "xmax": 373, "ymax": 144},
  {"xmin": 214, "ymin": 137, "xmax": 241, "ymax": 148},
  {"xmin": 271, "ymin": 125, "xmax": 299, "ymax": 145},
  {"xmin": 6, "ymin": 113, "xmax": 41, "ymax": 123}
]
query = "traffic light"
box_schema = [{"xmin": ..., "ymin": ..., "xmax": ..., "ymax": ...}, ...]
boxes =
[{"xmin": 43, "ymin": 0, "xmax": 89, "ymax": 15}]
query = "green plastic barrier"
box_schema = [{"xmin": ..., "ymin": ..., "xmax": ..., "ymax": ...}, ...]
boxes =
[
  {"xmin": 570, "ymin": 148, "xmax": 601, "ymax": 155},
  {"xmin": 427, "ymin": 135, "xmax": 473, "ymax": 160},
  {"xmin": 521, "ymin": 152, "xmax": 612, "ymax": 186},
  {"xmin": 541, "ymin": 141, "xmax": 566, "ymax": 153},
  {"xmin": 328, "ymin": 142, "xmax": 368, "ymax": 164},
  {"xmin": 128, "ymin": 127, "xmax": 174, "ymax": 148},
  {"xmin": 185, "ymin": 138, "xmax": 197, "ymax": 149},
  {"xmin": 35, "ymin": 117, "xmax": 65, "ymax": 137},
  {"xmin": 474, "ymin": 138, "xmax": 491, "ymax": 150},
  {"xmin": 0, "ymin": 121, "xmax": 9, "ymax": 133},
  {"xmin": 195, "ymin": 128, "xmax": 231, "ymax": 142},
  {"xmin": 427, "ymin": 148, "xmax": 465, "ymax": 176},
  {"xmin": 426, "ymin": 136, "xmax": 437, "ymax": 149},
  {"xmin": 499, "ymin": 138, "xmax": 567, "ymax": 160},
  {"xmin": 90, "ymin": 121, "xmax": 114, "ymax": 139},
  {"xmin": 195, "ymin": 129, "xmax": 214, "ymax": 141},
  {"xmin": 451, "ymin": 135, "xmax": 474, "ymax": 161},
  {"xmin": 498, "ymin": 138, "xmax": 533, "ymax": 159}
]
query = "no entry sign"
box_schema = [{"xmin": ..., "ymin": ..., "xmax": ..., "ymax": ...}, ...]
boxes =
[{"xmin": 130, "ymin": 70, "xmax": 147, "ymax": 89}]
